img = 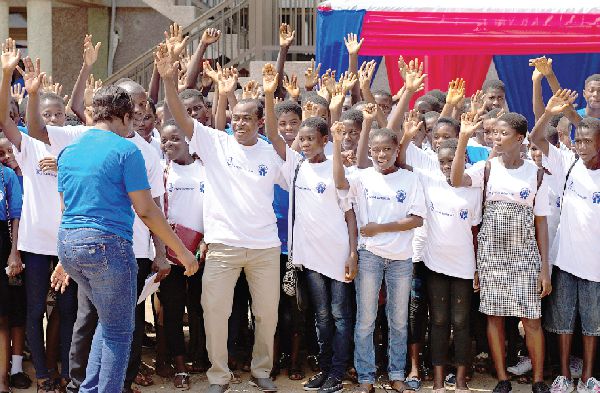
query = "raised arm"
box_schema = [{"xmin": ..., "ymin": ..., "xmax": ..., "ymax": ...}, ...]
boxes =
[
  {"xmin": 530, "ymin": 89, "xmax": 578, "ymax": 156},
  {"xmin": 23, "ymin": 57, "xmax": 50, "ymax": 145},
  {"xmin": 441, "ymin": 78, "xmax": 465, "ymax": 119},
  {"xmin": 357, "ymin": 103, "xmax": 376, "ymax": 168},
  {"xmin": 387, "ymin": 58, "xmax": 426, "ymax": 133},
  {"xmin": 331, "ymin": 121, "xmax": 350, "ymax": 190},
  {"xmin": 344, "ymin": 33, "xmax": 364, "ymax": 105},
  {"xmin": 156, "ymin": 44, "xmax": 194, "ymax": 138},
  {"xmin": 530, "ymin": 59, "xmax": 545, "ymax": 121},
  {"xmin": 215, "ymin": 65, "xmax": 237, "ymax": 131},
  {"xmin": 263, "ymin": 63, "xmax": 286, "ymax": 160},
  {"xmin": 70, "ymin": 34, "xmax": 101, "ymax": 123},
  {"xmin": 185, "ymin": 28, "xmax": 220, "ymax": 90},
  {"xmin": 282, "ymin": 74, "xmax": 300, "ymax": 102},
  {"xmin": 359, "ymin": 61, "xmax": 387, "ymax": 128},
  {"xmin": 275, "ymin": 23, "xmax": 295, "ymax": 100},
  {"xmin": 304, "ymin": 59, "xmax": 321, "ymax": 92},
  {"xmin": 397, "ymin": 109, "xmax": 423, "ymax": 169},
  {"xmin": 451, "ymin": 112, "xmax": 481, "ymax": 187},
  {"xmin": 0, "ymin": 37, "xmax": 23, "ymax": 148}
]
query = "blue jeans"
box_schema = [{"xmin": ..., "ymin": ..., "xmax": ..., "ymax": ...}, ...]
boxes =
[
  {"xmin": 305, "ymin": 269, "xmax": 352, "ymax": 380},
  {"xmin": 24, "ymin": 252, "xmax": 78, "ymax": 379},
  {"xmin": 354, "ymin": 250, "xmax": 412, "ymax": 384},
  {"xmin": 58, "ymin": 228, "xmax": 137, "ymax": 393}
]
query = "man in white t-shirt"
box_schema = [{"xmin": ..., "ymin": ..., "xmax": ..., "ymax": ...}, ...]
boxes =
[
  {"xmin": 530, "ymin": 91, "xmax": 600, "ymax": 393},
  {"xmin": 158, "ymin": 51, "xmax": 282, "ymax": 393}
]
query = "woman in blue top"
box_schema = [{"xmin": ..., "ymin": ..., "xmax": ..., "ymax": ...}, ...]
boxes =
[
  {"xmin": 56, "ymin": 85, "xmax": 198, "ymax": 393},
  {"xmin": 0, "ymin": 162, "xmax": 23, "ymax": 393}
]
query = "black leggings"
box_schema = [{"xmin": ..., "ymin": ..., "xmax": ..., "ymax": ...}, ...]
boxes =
[
  {"xmin": 158, "ymin": 266, "xmax": 188, "ymax": 357},
  {"xmin": 426, "ymin": 267, "xmax": 472, "ymax": 366}
]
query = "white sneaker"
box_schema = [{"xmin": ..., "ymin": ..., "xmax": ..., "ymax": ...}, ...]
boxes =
[
  {"xmin": 551, "ymin": 376, "xmax": 575, "ymax": 393},
  {"xmin": 569, "ymin": 356, "xmax": 583, "ymax": 379},
  {"xmin": 507, "ymin": 356, "xmax": 532, "ymax": 376},
  {"xmin": 577, "ymin": 377, "xmax": 600, "ymax": 393}
]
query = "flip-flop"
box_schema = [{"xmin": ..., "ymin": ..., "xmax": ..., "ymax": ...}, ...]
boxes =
[{"xmin": 386, "ymin": 380, "xmax": 416, "ymax": 393}]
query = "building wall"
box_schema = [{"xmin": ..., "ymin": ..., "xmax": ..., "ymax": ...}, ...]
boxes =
[{"xmin": 52, "ymin": 7, "xmax": 89, "ymax": 95}]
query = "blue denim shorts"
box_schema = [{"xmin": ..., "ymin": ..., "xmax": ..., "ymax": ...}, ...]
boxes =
[{"xmin": 544, "ymin": 267, "xmax": 600, "ymax": 336}]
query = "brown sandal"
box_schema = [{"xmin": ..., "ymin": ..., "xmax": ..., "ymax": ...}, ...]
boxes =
[
  {"xmin": 134, "ymin": 372, "xmax": 153, "ymax": 387},
  {"xmin": 353, "ymin": 383, "xmax": 375, "ymax": 393},
  {"xmin": 387, "ymin": 380, "xmax": 416, "ymax": 393},
  {"xmin": 173, "ymin": 372, "xmax": 190, "ymax": 390}
]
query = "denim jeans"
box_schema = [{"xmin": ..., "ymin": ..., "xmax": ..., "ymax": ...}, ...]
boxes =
[
  {"xmin": 354, "ymin": 250, "xmax": 412, "ymax": 384},
  {"xmin": 24, "ymin": 252, "xmax": 78, "ymax": 379},
  {"xmin": 58, "ymin": 228, "xmax": 137, "ymax": 393},
  {"xmin": 305, "ymin": 269, "xmax": 352, "ymax": 380}
]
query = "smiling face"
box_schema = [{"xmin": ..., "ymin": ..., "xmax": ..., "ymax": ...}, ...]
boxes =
[
  {"xmin": 583, "ymin": 80, "xmax": 600, "ymax": 110},
  {"xmin": 529, "ymin": 144, "xmax": 543, "ymax": 168},
  {"xmin": 298, "ymin": 126, "xmax": 328, "ymax": 161},
  {"xmin": 0, "ymin": 138, "xmax": 18, "ymax": 171},
  {"xmin": 437, "ymin": 147, "xmax": 455, "ymax": 180},
  {"xmin": 369, "ymin": 134, "xmax": 398, "ymax": 173},
  {"xmin": 160, "ymin": 124, "xmax": 190, "ymax": 163},
  {"xmin": 137, "ymin": 103, "xmax": 156, "ymax": 141},
  {"xmin": 492, "ymin": 120, "xmax": 524, "ymax": 155},
  {"xmin": 231, "ymin": 101, "xmax": 262, "ymax": 146},
  {"xmin": 277, "ymin": 111, "xmax": 301, "ymax": 146}
]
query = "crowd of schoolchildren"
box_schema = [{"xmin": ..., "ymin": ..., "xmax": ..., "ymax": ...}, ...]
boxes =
[{"xmin": 0, "ymin": 21, "xmax": 599, "ymax": 393}]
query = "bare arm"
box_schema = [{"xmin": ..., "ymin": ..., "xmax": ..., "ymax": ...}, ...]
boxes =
[
  {"xmin": 387, "ymin": 59, "xmax": 426, "ymax": 133},
  {"xmin": 344, "ymin": 33, "xmax": 363, "ymax": 105},
  {"xmin": 0, "ymin": 46, "xmax": 22, "ymax": 148},
  {"xmin": 148, "ymin": 63, "xmax": 160, "ymax": 104},
  {"xmin": 331, "ymin": 122, "xmax": 350, "ymax": 189},
  {"xmin": 357, "ymin": 103, "xmax": 376, "ymax": 169},
  {"xmin": 186, "ymin": 28, "xmax": 220, "ymax": 90},
  {"xmin": 344, "ymin": 208, "xmax": 359, "ymax": 282},
  {"xmin": 71, "ymin": 35, "xmax": 101, "ymax": 123},
  {"xmin": 451, "ymin": 112, "xmax": 481, "ymax": 187},
  {"xmin": 535, "ymin": 215, "xmax": 552, "ymax": 297},
  {"xmin": 263, "ymin": 63, "xmax": 286, "ymax": 160},
  {"xmin": 275, "ymin": 23, "xmax": 295, "ymax": 100},
  {"xmin": 531, "ymin": 89, "xmax": 579, "ymax": 156},
  {"xmin": 532, "ymin": 71, "xmax": 545, "ymax": 121}
]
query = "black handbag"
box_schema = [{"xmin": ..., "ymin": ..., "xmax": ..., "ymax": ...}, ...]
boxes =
[{"xmin": 281, "ymin": 157, "xmax": 308, "ymax": 311}]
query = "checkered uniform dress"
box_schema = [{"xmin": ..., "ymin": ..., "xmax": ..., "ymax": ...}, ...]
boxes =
[{"xmin": 477, "ymin": 200, "xmax": 541, "ymax": 319}]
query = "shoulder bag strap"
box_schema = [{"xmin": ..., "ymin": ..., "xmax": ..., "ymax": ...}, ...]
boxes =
[
  {"xmin": 482, "ymin": 159, "xmax": 491, "ymax": 206},
  {"xmin": 288, "ymin": 157, "xmax": 305, "ymax": 263},
  {"xmin": 1, "ymin": 166, "xmax": 11, "ymax": 240},
  {"xmin": 560, "ymin": 157, "xmax": 579, "ymax": 213}
]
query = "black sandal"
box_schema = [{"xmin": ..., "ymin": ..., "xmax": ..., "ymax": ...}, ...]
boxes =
[
  {"xmin": 173, "ymin": 372, "xmax": 190, "ymax": 390},
  {"xmin": 288, "ymin": 367, "xmax": 305, "ymax": 381}
]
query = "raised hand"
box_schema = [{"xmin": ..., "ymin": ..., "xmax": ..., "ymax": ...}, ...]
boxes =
[
  {"xmin": 397, "ymin": 55, "xmax": 408, "ymax": 81},
  {"xmin": 446, "ymin": 78, "xmax": 466, "ymax": 106},
  {"xmin": 470, "ymin": 90, "xmax": 484, "ymax": 114},
  {"xmin": 83, "ymin": 34, "xmax": 101, "ymax": 67},
  {"xmin": 19, "ymin": 57, "xmax": 45, "ymax": 95},
  {"xmin": 242, "ymin": 80, "xmax": 260, "ymax": 99},
  {"xmin": 84, "ymin": 74, "xmax": 102, "ymax": 107},
  {"xmin": 358, "ymin": 60, "xmax": 376, "ymax": 91},
  {"xmin": 362, "ymin": 102, "xmax": 377, "ymax": 122},
  {"xmin": 403, "ymin": 109, "xmax": 424, "ymax": 141},
  {"xmin": 11, "ymin": 83, "xmax": 25, "ymax": 105},
  {"xmin": 321, "ymin": 69, "xmax": 336, "ymax": 95},
  {"xmin": 529, "ymin": 56, "xmax": 554, "ymax": 77},
  {"xmin": 283, "ymin": 74, "xmax": 299, "ymax": 99},
  {"xmin": 331, "ymin": 121, "xmax": 345, "ymax": 142},
  {"xmin": 316, "ymin": 79, "xmax": 330, "ymax": 102},
  {"xmin": 154, "ymin": 43, "xmax": 178, "ymax": 80},
  {"xmin": 178, "ymin": 68, "xmax": 187, "ymax": 92},
  {"xmin": 262, "ymin": 63, "xmax": 278, "ymax": 94},
  {"xmin": 42, "ymin": 76, "xmax": 63, "ymax": 96},
  {"xmin": 279, "ymin": 23, "xmax": 296, "ymax": 48},
  {"xmin": 339, "ymin": 71, "xmax": 358, "ymax": 94},
  {"xmin": 201, "ymin": 27, "xmax": 221, "ymax": 46},
  {"xmin": 460, "ymin": 111, "xmax": 482, "ymax": 138},
  {"xmin": 404, "ymin": 58, "xmax": 426, "ymax": 93},
  {"xmin": 545, "ymin": 89, "xmax": 578, "ymax": 115},
  {"xmin": 304, "ymin": 58, "xmax": 321, "ymax": 90},
  {"xmin": 202, "ymin": 60, "xmax": 219, "ymax": 83},
  {"xmin": 1, "ymin": 38, "xmax": 21, "ymax": 72},
  {"xmin": 329, "ymin": 84, "xmax": 345, "ymax": 111},
  {"xmin": 164, "ymin": 22, "xmax": 189, "ymax": 59},
  {"xmin": 303, "ymin": 101, "xmax": 320, "ymax": 118},
  {"xmin": 218, "ymin": 65, "xmax": 238, "ymax": 94},
  {"xmin": 344, "ymin": 33, "xmax": 364, "ymax": 56}
]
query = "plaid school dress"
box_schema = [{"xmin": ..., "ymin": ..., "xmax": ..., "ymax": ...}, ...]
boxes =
[{"xmin": 477, "ymin": 200, "xmax": 542, "ymax": 319}]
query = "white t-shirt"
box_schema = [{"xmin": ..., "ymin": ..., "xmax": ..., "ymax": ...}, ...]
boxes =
[
  {"xmin": 346, "ymin": 166, "xmax": 427, "ymax": 261},
  {"xmin": 543, "ymin": 144, "xmax": 600, "ymax": 282},
  {"xmin": 47, "ymin": 126, "xmax": 165, "ymax": 258},
  {"xmin": 150, "ymin": 136, "xmax": 164, "ymax": 159},
  {"xmin": 465, "ymin": 157, "xmax": 550, "ymax": 216},
  {"xmin": 406, "ymin": 142, "xmax": 439, "ymax": 173},
  {"xmin": 189, "ymin": 120, "xmax": 283, "ymax": 249},
  {"xmin": 13, "ymin": 134, "xmax": 61, "ymax": 255},
  {"xmin": 282, "ymin": 149, "xmax": 351, "ymax": 282},
  {"xmin": 164, "ymin": 160, "xmax": 205, "ymax": 234},
  {"xmin": 415, "ymin": 168, "xmax": 482, "ymax": 279}
]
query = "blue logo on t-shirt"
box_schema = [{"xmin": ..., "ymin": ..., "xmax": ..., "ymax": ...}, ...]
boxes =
[
  {"xmin": 167, "ymin": 183, "xmax": 174, "ymax": 193},
  {"xmin": 459, "ymin": 209, "xmax": 468, "ymax": 220},
  {"xmin": 258, "ymin": 164, "xmax": 268, "ymax": 176},
  {"xmin": 555, "ymin": 196, "xmax": 561, "ymax": 208},
  {"xmin": 199, "ymin": 182, "xmax": 205, "ymax": 193},
  {"xmin": 593, "ymin": 192, "xmax": 600, "ymax": 204},
  {"xmin": 315, "ymin": 182, "xmax": 326, "ymax": 194},
  {"xmin": 519, "ymin": 188, "xmax": 531, "ymax": 200},
  {"xmin": 396, "ymin": 190, "xmax": 406, "ymax": 203}
]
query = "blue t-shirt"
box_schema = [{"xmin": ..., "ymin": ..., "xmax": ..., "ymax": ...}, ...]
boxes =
[
  {"xmin": 57, "ymin": 129, "xmax": 150, "ymax": 242},
  {"xmin": 466, "ymin": 145, "xmax": 490, "ymax": 164},
  {"xmin": 0, "ymin": 165, "xmax": 22, "ymax": 220},
  {"xmin": 272, "ymin": 185, "xmax": 289, "ymax": 254}
]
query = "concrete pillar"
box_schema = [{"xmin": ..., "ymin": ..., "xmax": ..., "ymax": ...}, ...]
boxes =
[
  {"xmin": 27, "ymin": 0, "xmax": 52, "ymax": 73},
  {"xmin": 0, "ymin": 0, "xmax": 9, "ymax": 43}
]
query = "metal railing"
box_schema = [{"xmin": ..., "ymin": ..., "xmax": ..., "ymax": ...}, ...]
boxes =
[{"xmin": 105, "ymin": 0, "xmax": 320, "ymax": 87}]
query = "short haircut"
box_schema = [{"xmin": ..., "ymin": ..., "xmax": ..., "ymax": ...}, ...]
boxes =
[
  {"xmin": 416, "ymin": 95, "xmax": 443, "ymax": 112},
  {"xmin": 545, "ymin": 125, "xmax": 559, "ymax": 146},
  {"xmin": 92, "ymin": 85, "xmax": 134, "ymax": 123},
  {"xmin": 578, "ymin": 117, "xmax": 600, "ymax": 135},
  {"xmin": 274, "ymin": 101, "xmax": 302, "ymax": 120},
  {"xmin": 372, "ymin": 90, "xmax": 392, "ymax": 100},
  {"xmin": 434, "ymin": 116, "xmax": 460, "ymax": 136},
  {"xmin": 584, "ymin": 74, "xmax": 600, "ymax": 87},
  {"xmin": 114, "ymin": 77, "xmax": 134, "ymax": 85},
  {"xmin": 482, "ymin": 108, "xmax": 502, "ymax": 120},
  {"xmin": 424, "ymin": 110, "xmax": 440, "ymax": 122},
  {"xmin": 369, "ymin": 128, "xmax": 399, "ymax": 145},
  {"xmin": 426, "ymin": 89, "xmax": 447, "ymax": 104},
  {"xmin": 340, "ymin": 109, "xmax": 363, "ymax": 126},
  {"xmin": 65, "ymin": 113, "xmax": 83, "ymax": 126},
  {"xmin": 116, "ymin": 79, "xmax": 145, "ymax": 95},
  {"xmin": 147, "ymin": 97, "xmax": 157, "ymax": 115},
  {"xmin": 498, "ymin": 112, "xmax": 528, "ymax": 136},
  {"xmin": 300, "ymin": 116, "xmax": 328, "ymax": 137},
  {"xmin": 438, "ymin": 138, "xmax": 459, "ymax": 154},
  {"xmin": 482, "ymin": 79, "xmax": 506, "ymax": 94},
  {"xmin": 40, "ymin": 92, "xmax": 65, "ymax": 107},
  {"xmin": 351, "ymin": 101, "xmax": 367, "ymax": 110},
  {"xmin": 302, "ymin": 93, "xmax": 328, "ymax": 109},
  {"xmin": 235, "ymin": 98, "xmax": 264, "ymax": 119},
  {"xmin": 549, "ymin": 114, "xmax": 565, "ymax": 127},
  {"xmin": 178, "ymin": 89, "xmax": 205, "ymax": 102},
  {"xmin": 162, "ymin": 118, "xmax": 179, "ymax": 130}
]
